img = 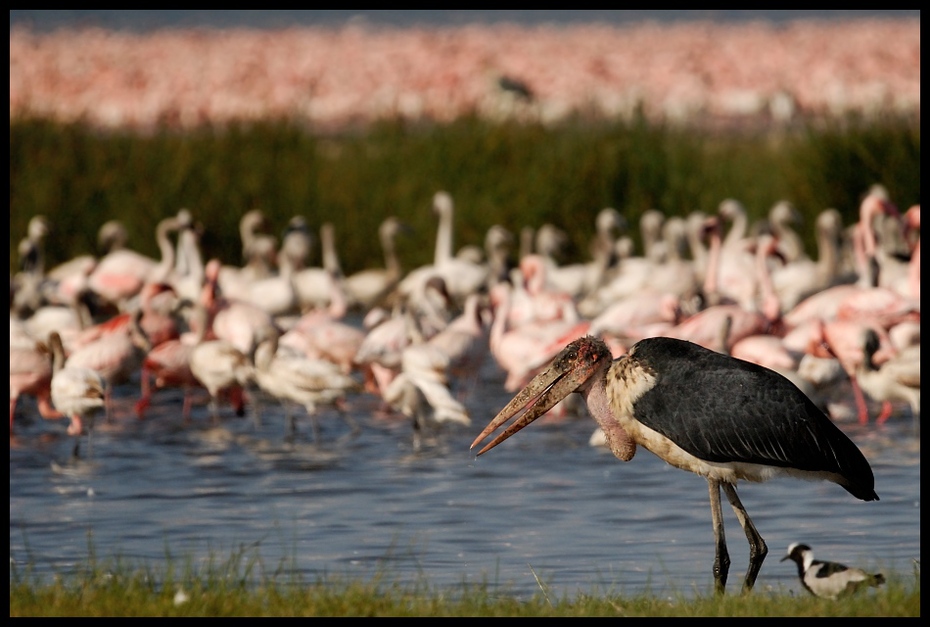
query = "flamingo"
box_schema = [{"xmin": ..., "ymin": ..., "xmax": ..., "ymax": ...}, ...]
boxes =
[
  {"xmin": 216, "ymin": 209, "xmax": 279, "ymax": 301},
  {"xmin": 577, "ymin": 210, "xmax": 663, "ymax": 316},
  {"xmin": 855, "ymin": 328, "xmax": 919, "ymax": 426},
  {"xmin": 514, "ymin": 254, "xmax": 580, "ymax": 326},
  {"xmin": 292, "ymin": 223, "xmax": 350, "ymax": 313},
  {"xmin": 668, "ymin": 230, "xmax": 784, "ymax": 353},
  {"xmin": 488, "ymin": 280, "xmax": 589, "ymax": 394},
  {"xmin": 472, "ymin": 335, "xmax": 878, "ymax": 594},
  {"xmin": 903, "ymin": 205, "xmax": 919, "ymax": 300},
  {"xmin": 11, "ymin": 216, "xmax": 52, "ymax": 317},
  {"xmin": 238, "ymin": 209, "xmax": 278, "ymax": 279},
  {"xmin": 533, "ymin": 208, "xmax": 626, "ymax": 302},
  {"xmin": 252, "ymin": 333, "xmax": 361, "ymax": 441},
  {"xmin": 767, "ymin": 200, "xmax": 806, "ymax": 263},
  {"xmin": 587, "ymin": 290, "xmax": 681, "ymax": 343},
  {"xmin": 770, "ymin": 208, "xmax": 846, "ymax": 312},
  {"xmin": 68, "ymin": 282, "xmax": 182, "ymax": 353},
  {"xmin": 19, "ymin": 303, "xmax": 88, "ymax": 354},
  {"xmin": 401, "ymin": 291, "xmax": 490, "ymax": 404},
  {"xmin": 353, "ymin": 306, "xmax": 413, "ymax": 401},
  {"xmin": 483, "ymin": 224, "xmax": 515, "ymax": 289},
  {"xmin": 353, "ymin": 276, "xmax": 456, "ymax": 402},
  {"xmin": 383, "ymin": 347, "xmax": 471, "ymax": 446},
  {"xmin": 278, "ymin": 277, "xmax": 365, "ymax": 376},
  {"xmin": 714, "ymin": 199, "xmax": 758, "ymax": 311},
  {"xmin": 48, "ymin": 331, "xmax": 106, "ymax": 458},
  {"xmin": 134, "ymin": 300, "xmax": 211, "ymax": 421},
  {"xmin": 171, "ymin": 209, "xmax": 206, "ymax": 305},
  {"xmin": 807, "ymin": 317, "xmax": 896, "ymax": 425},
  {"xmin": 64, "ymin": 308, "xmax": 153, "ymax": 421},
  {"xmin": 10, "ymin": 336, "xmax": 63, "ymax": 434},
  {"xmin": 853, "ymin": 185, "xmax": 902, "ymax": 289},
  {"xmin": 342, "ymin": 217, "xmax": 409, "ymax": 311},
  {"xmin": 646, "ymin": 215, "xmax": 702, "ymax": 303},
  {"xmin": 201, "ymin": 259, "xmax": 281, "ymax": 358},
  {"xmin": 10, "ymin": 215, "xmax": 97, "ymax": 325},
  {"xmin": 86, "ymin": 212, "xmax": 190, "ymax": 312},
  {"xmin": 189, "ymin": 335, "xmax": 254, "ymax": 426},
  {"xmin": 396, "ymin": 191, "xmax": 489, "ymax": 307},
  {"xmin": 277, "ymin": 215, "xmax": 315, "ymax": 274}
]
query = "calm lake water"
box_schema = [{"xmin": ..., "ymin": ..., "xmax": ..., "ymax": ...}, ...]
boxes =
[{"xmin": 9, "ymin": 347, "xmax": 920, "ymax": 600}]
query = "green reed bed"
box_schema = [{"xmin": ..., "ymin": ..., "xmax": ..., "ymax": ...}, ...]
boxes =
[
  {"xmin": 10, "ymin": 113, "xmax": 919, "ymax": 277},
  {"xmin": 9, "ymin": 546, "xmax": 921, "ymax": 616}
]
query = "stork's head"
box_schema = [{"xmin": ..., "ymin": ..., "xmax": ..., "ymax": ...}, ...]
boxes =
[{"xmin": 471, "ymin": 335, "xmax": 612, "ymax": 456}]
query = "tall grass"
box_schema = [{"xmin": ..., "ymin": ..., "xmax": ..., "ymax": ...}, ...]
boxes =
[{"xmin": 10, "ymin": 113, "xmax": 919, "ymax": 276}]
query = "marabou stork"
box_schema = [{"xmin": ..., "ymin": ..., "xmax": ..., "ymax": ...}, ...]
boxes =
[{"xmin": 471, "ymin": 335, "xmax": 878, "ymax": 594}]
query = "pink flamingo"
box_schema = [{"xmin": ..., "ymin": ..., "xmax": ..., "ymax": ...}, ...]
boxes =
[
  {"xmin": 10, "ymin": 337, "xmax": 63, "ymax": 435},
  {"xmin": 86, "ymin": 212, "xmax": 189, "ymax": 311},
  {"xmin": 714, "ymin": 198, "xmax": 758, "ymax": 310},
  {"xmin": 488, "ymin": 281, "xmax": 589, "ymax": 393},
  {"xmin": 665, "ymin": 230, "xmax": 781, "ymax": 352},
  {"xmin": 64, "ymin": 308, "xmax": 152, "ymax": 421},
  {"xmin": 898, "ymin": 204, "xmax": 920, "ymax": 300},
  {"xmin": 807, "ymin": 317, "xmax": 895, "ymax": 425},
  {"xmin": 134, "ymin": 301, "xmax": 213, "ymax": 421},
  {"xmin": 201, "ymin": 259, "xmax": 281, "ymax": 358},
  {"xmin": 587, "ymin": 290, "xmax": 681, "ymax": 343},
  {"xmin": 278, "ymin": 276, "xmax": 365, "ymax": 377}
]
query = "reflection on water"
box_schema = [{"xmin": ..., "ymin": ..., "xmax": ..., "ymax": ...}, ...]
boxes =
[{"xmin": 9, "ymin": 360, "xmax": 920, "ymax": 600}]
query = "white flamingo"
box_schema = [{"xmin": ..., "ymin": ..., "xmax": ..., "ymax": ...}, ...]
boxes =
[
  {"xmin": 343, "ymin": 217, "xmax": 409, "ymax": 311},
  {"xmin": 397, "ymin": 191, "xmax": 489, "ymax": 306},
  {"xmin": 855, "ymin": 328, "xmax": 919, "ymax": 426},
  {"xmin": 48, "ymin": 330, "xmax": 106, "ymax": 458},
  {"xmin": 252, "ymin": 333, "xmax": 361, "ymax": 442}
]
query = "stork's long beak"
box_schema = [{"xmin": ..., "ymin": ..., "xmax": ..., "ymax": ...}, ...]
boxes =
[{"xmin": 471, "ymin": 336, "xmax": 609, "ymax": 456}]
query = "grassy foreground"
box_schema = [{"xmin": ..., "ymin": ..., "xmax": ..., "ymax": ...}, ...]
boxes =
[{"xmin": 9, "ymin": 553, "xmax": 921, "ymax": 616}]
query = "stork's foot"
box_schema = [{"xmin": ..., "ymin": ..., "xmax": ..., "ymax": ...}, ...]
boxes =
[
  {"xmin": 713, "ymin": 550, "xmax": 730, "ymax": 594},
  {"xmin": 741, "ymin": 540, "xmax": 768, "ymax": 593}
]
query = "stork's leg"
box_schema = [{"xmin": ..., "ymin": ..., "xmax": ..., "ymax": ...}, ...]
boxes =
[
  {"xmin": 708, "ymin": 478, "xmax": 730, "ymax": 594},
  {"xmin": 721, "ymin": 482, "xmax": 768, "ymax": 593}
]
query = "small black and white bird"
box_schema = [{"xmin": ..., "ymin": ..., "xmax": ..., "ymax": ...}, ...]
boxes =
[{"xmin": 781, "ymin": 543, "xmax": 885, "ymax": 599}]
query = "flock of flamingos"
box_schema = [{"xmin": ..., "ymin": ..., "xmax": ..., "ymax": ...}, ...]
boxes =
[
  {"xmin": 9, "ymin": 18, "xmax": 920, "ymax": 132},
  {"xmin": 6, "ymin": 12, "xmax": 922, "ymax": 456},
  {"xmin": 9, "ymin": 185, "xmax": 921, "ymax": 456}
]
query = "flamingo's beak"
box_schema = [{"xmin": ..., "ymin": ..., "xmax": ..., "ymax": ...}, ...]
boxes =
[{"xmin": 471, "ymin": 336, "xmax": 609, "ymax": 456}]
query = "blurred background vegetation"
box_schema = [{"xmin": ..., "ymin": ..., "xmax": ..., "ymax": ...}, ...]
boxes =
[{"xmin": 10, "ymin": 113, "xmax": 920, "ymax": 277}]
